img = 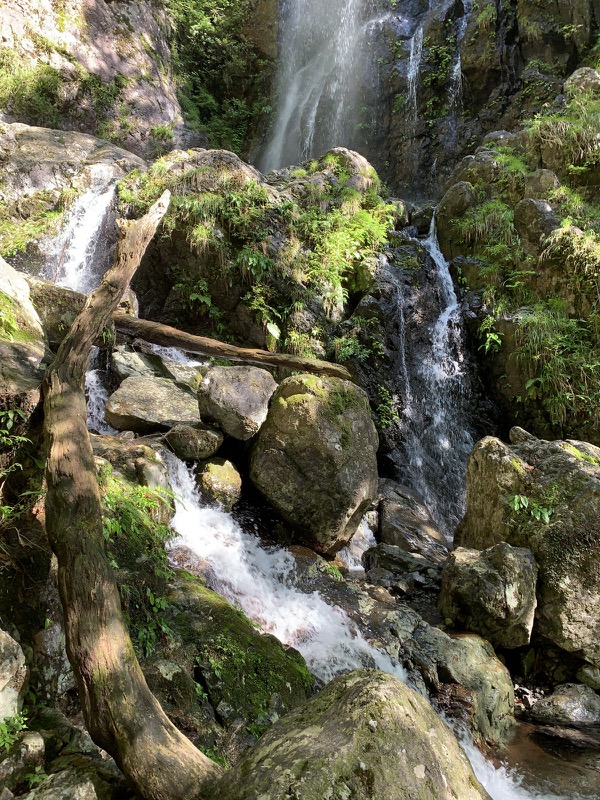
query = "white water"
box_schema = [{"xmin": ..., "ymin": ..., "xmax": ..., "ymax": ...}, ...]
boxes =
[
  {"xmin": 407, "ymin": 25, "xmax": 424, "ymax": 127},
  {"xmin": 395, "ymin": 219, "xmax": 474, "ymax": 535},
  {"xmin": 338, "ymin": 518, "xmax": 376, "ymax": 571},
  {"xmin": 166, "ymin": 454, "xmax": 404, "ymax": 684},
  {"xmin": 261, "ymin": 0, "xmax": 378, "ymax": 171},
  {"xmin": 46, "ymin": 163, "xmax": 117, "ymax": 293}
]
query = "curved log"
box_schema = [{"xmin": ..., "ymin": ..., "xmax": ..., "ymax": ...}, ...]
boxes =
[
  {"xmin": 112, "ymin": 314, "xmax": 354, "ymax": 381},
  {"xmin": 42, "ymin": 191, "xmax": 222, "ymax": 800}
]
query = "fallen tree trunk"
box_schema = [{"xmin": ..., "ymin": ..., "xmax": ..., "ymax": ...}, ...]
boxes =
[
  {"xmin": 42, "ymin": 191, "xmax": 222, "ymax": 800},
  {"xmin": 112, "ymin": 313, "xmax": 353, "ymax": 381}
]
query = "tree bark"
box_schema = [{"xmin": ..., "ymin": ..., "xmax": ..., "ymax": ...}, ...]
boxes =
[
  {"xmin": 112, "ymin": 314, "xmax": 354, "ymax": 381},
  {"xmin": 42, "ymin": 191, "xmax": 222, "ymax": 800}
]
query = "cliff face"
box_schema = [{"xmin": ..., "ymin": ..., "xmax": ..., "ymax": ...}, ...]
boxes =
[{"xmin": 0, "ymin": 0, "xmax": 197, "ymax": 157}]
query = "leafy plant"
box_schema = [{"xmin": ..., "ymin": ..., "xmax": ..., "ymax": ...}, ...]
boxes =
[{"xmin": 0, "ymin": 712, "xmax": 27, "ymax": 752}]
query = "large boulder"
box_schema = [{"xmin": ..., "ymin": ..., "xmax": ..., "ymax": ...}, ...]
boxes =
[
  {"xmin": 530, "ymin": 683, "xmax": 600, "ymax": 727},
  {"xmin": 439, "ymin": 543, "xmax": 538, "ymax": 648},
  {"xmin": 0, "ymin": 629, "xmax": 27, "ymax": 720},
  {"xmin": 105, "ymin": 376, "xmax": 201, "ymax": 433},
  {"xmin": 250, "ymin": 375, "xmax": 379, "ymax": 555},
  {"xmin": 456, "ymin": 430, "xmax": 600, "ymax": 668},
  {"xmin": 197, "ymin": 459, "xmax": 242, "ymax": 509},
  {"xmin": 164, "ymin": 424, "xmax": 223, "ymax": 461},
  {"xmin": 215, "ymin": 670, "xmax": 491, "ymax": 800},
  {"xmin": 198, "ymin": 366, "xmax": 277, "ymax": 441}
]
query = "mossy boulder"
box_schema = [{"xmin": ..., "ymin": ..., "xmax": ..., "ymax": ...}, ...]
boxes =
[
  {"xmin": 164, "ymin": 424, "xmax": 224, "ymax": 461},
  {"xmin": 143, "ymin": 570, "xmax": 314, "ymax": 762},
  {"xmin": 197, "ymin": 458, "xmax": 242, "ymax": 509},
  {"xmin": 439, "ymin": 543, "xmax": 538, "ymax": 648},
  {"xmin": 456, "ymin": 429, "xmax": 600, "ymax": 669},
  {"xmin": 215, "ymin": 670, "xmax": 491, "ymax": 800},
  {"xmin": 25, "ymin": 277, "xmax": 85, "ymax": 350},
  {"xmin": 250, "ymin": 375, "xmax": 378, "ymax": 555}
]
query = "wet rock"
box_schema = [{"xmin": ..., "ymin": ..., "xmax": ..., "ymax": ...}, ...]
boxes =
[
  {"xmin": 379, "ymin": 480, "xmax": 448, "ymax": 563},
  {"xmin": 164, "ymin": 424, "xmax": 224, "ymax": 461},
  {"xmin": 577, "ymin": 664, "xmax": 600, "ymax": 691},
  {"xmin": 111, "ymin": 346, "xmax": 166, "ymax": 381},
  {"xmin": 530, "ymin": 684, "xmax": 600, "ymax": 727},
  {"xmin": 0, "ymin": 630, "xmax": 27, "ymax": 719},
  {"xmin": 363, "ymin": 543, "xmax": 440, "ymax": 583},
  {"xmin": 439, "ymin": 543, "xmax": 538, "ymax": 648},
  {"xmin": 393, "ymin": 605, "xmax": 515, "ymax": 744},
  {"xmin": 197, "ymin": 366, "xmax": 277, "ymax": 441},
  {"xmin": 105, "ymin": 376, "xmax": 200, "ymax": 433},
  {"xmin": 250, "ymin": 375, "xmax": 378, "ymax": 555},
  {"xmin": 456, "ymin": 432, "xmax": 600, "ymax": 668},
  {"xmin": 142, "ymin": 569, "xmax": 313, "ymax": 760},
  {"xmin": 197, "ymin": 459, "xmax": 242, "ymax": 509},
  {"xmin": 32, "ymin": 624, "xmax": 75, "ymax": 702},
  {"xmin": 436, "ymin": 181, "xmax": 477, "ymax": 259},
  {"xmin": 215, "ymin": 670, "xmax": 491, "ymax": 800}
]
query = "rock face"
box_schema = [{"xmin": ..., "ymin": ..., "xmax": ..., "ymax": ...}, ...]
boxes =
[
  {"xmin": 0, "ymin": 629, "xmax": 27, "ymax": 719},
  {"xmin": 0, "ymin": 1, "xmax": 186, "ymax": 157},
  {"xmin": 215, "ymin": 670, "xmax": 491, "ymax": 800},
  {"xmin": 250, "ymin": 375, "xmax": 379, "ymax": 555},
  {"xmin": 197, "ymin": 366, "xmax": 277, "ymax": 441},
  {"xmin": 105, "ymin": 376, "xmax": 200, "ymax": 433},
  {"xmin": 456, "ymin": 431, "xmax": 600, "ymax": 669},
  {"xmin": 439, "ymin": 543, "xmax": 538, "ymax": 648},
  {"xmin": 164, "ymin": 424, "xmax": 223, "ymax": 461}
]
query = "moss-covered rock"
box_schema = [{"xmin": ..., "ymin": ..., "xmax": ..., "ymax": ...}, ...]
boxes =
[
  {"xmin": 215, "ymin": 670, "xmax": 492, "ymax": 800},
  {"xmin": 104, "ymin": 376, "xmax": 201, "ymax": 433},
  {"xmin": 197, "ymin": 458, "xmax": 242, "ymax": 509},
  {"xmin": 456, "ymin": 429, "xmax": 600, "ymax": 670},
  {"xmin": 250, "ymin": 374, "xmax": 378, "ymax": 555}
]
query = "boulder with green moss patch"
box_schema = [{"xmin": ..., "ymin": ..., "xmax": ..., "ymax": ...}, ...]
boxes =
[
  {"xmin": 215, "ymin": 670, "xmax": 491, "ymax": 800},
  {"xmin": 250, "ymin": 375, "xmax": 378, "ymax": 555},
  {"xmin": 456, "ymin": 429, "xmax": 600, "ymax": 669}
]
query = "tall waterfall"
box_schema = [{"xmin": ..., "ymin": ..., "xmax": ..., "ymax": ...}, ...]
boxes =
[{"xmin": 260, "ymin": 0, "xmax": 384, "ymax": 171}]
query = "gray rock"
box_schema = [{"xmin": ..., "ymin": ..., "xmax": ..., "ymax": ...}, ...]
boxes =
[
  {"xmin": 439, "ymin": 543, "xmax": 538, "ymax": 648},
  {"xmin": 25, "ymin": 278, "xmax": 85, "ymax": 350},
  {"xmin": 250, "ymin": 375, "xmax": 378, "ymax": 555},
  {"xmin": 164, "ymin": 424, "xmax": 224, "ymax": 461},
  {"xmin": 577, "ymin": 664, "xmax": 600, "ymax": 691},
  {"xmin": 197, "ymin": 459, "xmax": 242, "ymax": 509},
  {"xmin": 19, "ymin": 767, "xmax": 105, "ymax": 799},
  {"xmin": 111, "ymin": 347, "xmax": 165, "ymax": 381},
  {"xmin": 523, "ymin": 169, "xmax": 560, "ymax": 198},
  {"xmin": 379, "ymin": 480, "xmax": 448, "ymax": 562},
  {"xmin": 456, "ymin": 432, "xmax": 600, "ymax": 668},
  {"xmin": 363, "ymin": 543, "xmax": 439, "ymax": 578},
  {"xmin": 513, "ymin": 198, "xmax": 559, "ymax": 257},
  {"xmin": 198, "ymin": 366, "xmax": 277, "ymax": 440},
  {"xmin": 105, "ymin": 376, "xmax": 200, "ymax": 433},
  {"xmin": 215, "ymin": 670, "xmax": 491, "ymax": 800},
  {"xmin": 564, "ymin": 67, "xmax": 600, "ymax": 97},
  {"xmin": 32, "ymin": 624, "xmax": 75, "ymax": 700},
  {"xmin": 530, "ymin": 683, "xmax": 600, "ymax": 726},
  {"xmin": 0, "ymin": 630, "xmax": 27, "ymax": 720}
]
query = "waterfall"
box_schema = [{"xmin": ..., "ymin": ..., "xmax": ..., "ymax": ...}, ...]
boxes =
[
  {"xmin": 392, "ymin": 220, "xmax": 475, "ymax": 537},
  {"xmin": 407, "ymin": 25, "xmax": 424, "ymax": 127},
  {"xmin": 45, "ymin": 163, "xmax": 118, "ymax": 293},
  {"xmin": 260, "ymin": 0, "xmax": 387, "ymax": 171}
]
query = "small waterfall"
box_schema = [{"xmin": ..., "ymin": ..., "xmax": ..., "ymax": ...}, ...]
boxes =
[
  {"xmin": 45, "ymin": 163, "xmax": 118, "ymax": 293},
  {"xmin": 338, "ymin": 518, "xmax": 376, "ymax": 571},
  {"xmin": 86, "ymin": 347, "xmax": 117, "ymax": 435},
  {"xmin": 447, "ymin": 0, "xmax": 473, "ymax": 138},
  {"xmin": 261, "ymin": 0, "xmax": 386, "ymax": 171},
  {"xmin": 166, "ymin": 454, "xmax": 404, "ymax": 684},
  {"xmin": 407, "ymin": 25, "xmax": 424, "ymax": 127},
  {"xmin": 393, "ymin": 219, "xmax": 475, "ymax": 537}
]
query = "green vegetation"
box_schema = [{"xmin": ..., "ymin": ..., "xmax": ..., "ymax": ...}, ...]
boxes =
[
  {"xmin": 450, "ymin": 81, "xmax": 600, "ymax": 436},
  {"xmin": 508, "ymin": 493, "xmax": 554, "ymax": 524},
  {"xmin": 99, "ymin": 465, "xmax": 175, "ymax": 656},
  {"xmin": 118, "ymin": 150, "xmax": 394, "ymax": 353},
  {"xmin": 0, "ymin": 188, "xmax": 65, "ymax": 259},
  {"xmin": 0, "ymin": 712, "xmax": 27, "ymax": 753},
  {"xmin": 167, "ymin": 0, "xmax": 272, "ymax": 151}
]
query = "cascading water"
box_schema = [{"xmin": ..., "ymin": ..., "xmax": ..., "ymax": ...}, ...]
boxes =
[
  {"xmin": 45, "ymin": 163, "xmax": 118, "ymax": 293},
  {"xmin": 166, "ymin": 453, "xmax": 403, "ymax": 684},
  {"xmin": 260, "ymin": 0, "xmax": 389, "ymax": 171},
  {"xmin": 391, "ymin": 219, "xmax": 475, "ymax": 536}
]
